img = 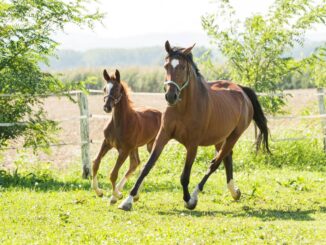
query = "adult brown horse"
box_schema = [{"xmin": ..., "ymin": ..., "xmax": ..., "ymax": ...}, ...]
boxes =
[
  {"xmin": 92, "ymin": 69, "xmax": 161, "ymax": 204},
  {"xmin": 119, "ymin": 41, "xmax": 270, "ymax": 211}
]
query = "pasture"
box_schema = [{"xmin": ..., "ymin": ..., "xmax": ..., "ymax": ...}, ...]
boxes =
[{"xmin": 1, "ymin": 89, "xmax": 325, "ymax": 244}]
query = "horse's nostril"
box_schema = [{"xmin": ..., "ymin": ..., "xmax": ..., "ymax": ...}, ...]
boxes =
[{"xmin": 165, "ymin": 93, "xmax": 168, "ymax": 101}]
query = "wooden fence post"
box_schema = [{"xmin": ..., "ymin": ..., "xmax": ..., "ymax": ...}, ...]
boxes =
[
  {"xmin": 317, "ymin": 88, "xmax": 326, "ymax": 153},
  {"xmin": 78, "ymin": 92, "xmax": 91, "ymax": 179}
]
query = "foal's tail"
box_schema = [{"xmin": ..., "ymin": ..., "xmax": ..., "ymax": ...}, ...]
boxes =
[{"xmin": 240, "ymin": 86, "xmax": 270, "ymax": 153}]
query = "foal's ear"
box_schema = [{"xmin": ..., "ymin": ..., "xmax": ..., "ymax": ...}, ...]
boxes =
[
  {"xmin": 115, "ymin": 69, "xmax": 120, "ymax": 83},
  {"xmin": 182, "ymin": 43, "xmax": 196, "ymax": 55},
  {"xmin": 103, "ymin": 69, "xmax": 110, "ymax": 82},
  {"xmin": 165, "ymin": 40, "xmax": 172, "ymax": 53}
]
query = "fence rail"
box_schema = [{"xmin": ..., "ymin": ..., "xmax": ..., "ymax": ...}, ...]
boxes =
[{"xmin": 1, "ymin": 88, "xmax": 325, "ymax": 177}]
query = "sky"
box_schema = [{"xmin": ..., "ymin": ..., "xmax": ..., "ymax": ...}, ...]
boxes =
[{"xmin": 54, "ymin": 0, "xmax": 325, "ymax": 50}]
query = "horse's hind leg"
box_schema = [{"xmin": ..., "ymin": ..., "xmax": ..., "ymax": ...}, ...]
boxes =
[
  {"xmin": 186, "ymin": 132, "xmax": 241, "ymax": 210},
  {"xmin": 92, "ymin": 139, "xmax": 112, "ymax": 197},
  {"xmin": 109, "ymin": 149, "xmax": 129, "ymax": 204},
  {"xmin": 116, "ymin": 149, "xmax": 140, "ymax": 194},
  {"xmin": 146, "ymin": 140, "xmax": 154, "ymax": 153},
  {"xmin": 215, "ymin": 144, "xmax": 241, "ymax": 201},
  {"xmin": 223, "ymin": 151, "xmax": 241, "ymax": 200}
]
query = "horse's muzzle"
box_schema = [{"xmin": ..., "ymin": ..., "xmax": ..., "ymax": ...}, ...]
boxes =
[
  {"xmin": 165, "ymin": 92, "xmax": 178, "ymax": 106},
  {"xmin": 103, "ymin": 105, "xmax": 112, "ymax": 113}
]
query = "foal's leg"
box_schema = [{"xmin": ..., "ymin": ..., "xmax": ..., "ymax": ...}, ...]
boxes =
[
  {"xmin": 181, "ymin": 146, "xmax": 198, "ymax": 209},
  {"xmin": 116, "ymin": 149, "xmax": 140, "ymax": 194},
  {"xmin": 92, "ymin": 139, "xmax": 112, "ymax": 197},
  {"xmin": 119, "ymin": 129, "xmax": 170, "ymax": 211},
  {"xmin": 187, "ymin": 131, "xmax": 241, "ymax": 210},
  {"xmin": 223, "ymin": 151, "xmax": 241, "ymax": 200},
  {"xmin": 109, "ymin": 150, "xmax": 129, "ymax": 204}
]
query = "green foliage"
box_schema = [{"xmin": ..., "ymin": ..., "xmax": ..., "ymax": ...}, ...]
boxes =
[
  {"xmin": 0, "ymin": 0, "xmax": 103, "ymax": 149},
  {"xmin": 305, "ymin": 45, "xmax": 326, "ymax": 88},
  {"xmin": 202, "ymin": 0, "xmax": 326, "ymax": 114},
  {"xmin": 57, "ymin": 66, "xmax": 167, "ymax": 92},
  {"xmin": 233, "ymin": 139, "xmax": 326, "ymax": 171}
]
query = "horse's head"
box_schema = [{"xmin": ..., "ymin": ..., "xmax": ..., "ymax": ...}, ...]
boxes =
[
  {"xmin": 163, "ymin": 40, "xmax": 195, "ymax": 106},
  {"xmin": 103, "ymin": 69, "xmax": 123, "ymax": 113}
]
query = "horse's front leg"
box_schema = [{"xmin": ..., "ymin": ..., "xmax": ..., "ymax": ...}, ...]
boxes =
[
  {"xmin": 109, "ymin": 149, "xmax": 129, "ymax": 204},
  {"xmin": 92, "ymin": 139, "xmax": 112, "ymax": 197},
  {"xmin": 118, "ymin": 129, "xmax": 170, "ymax": 211},
  {"xmin": 187, "ymin": 132, "xmax": 241, "ymax": 210},
  {"xmin": 181, "ymin": 146, "xmax": 198, "ymax": 210}
]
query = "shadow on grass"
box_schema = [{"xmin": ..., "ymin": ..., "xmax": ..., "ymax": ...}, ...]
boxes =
[
  {"xmin": 158, "ymin": 208, "xmax": 317, "ymax": 221},
  {"xmin": 0, "ymin": 169, "xmax": 91, "ymax": 192}
]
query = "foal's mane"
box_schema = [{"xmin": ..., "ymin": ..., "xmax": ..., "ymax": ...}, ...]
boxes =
[{"xmin": 120, "ymin": 80, "xmax": 134, "ymax": 107}]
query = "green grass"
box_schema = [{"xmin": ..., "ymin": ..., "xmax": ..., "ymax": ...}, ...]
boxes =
[{"xmin": 1, "ymin": 142, "xmax": 325, "ymax": 244}]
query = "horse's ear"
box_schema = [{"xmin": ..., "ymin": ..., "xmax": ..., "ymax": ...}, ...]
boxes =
[
  {"xmin": 182, "ymin": 43, "xmax": 196, "ymax": 55},
  {"xmin": 165, "ymin": 40, "xmax": 172, "ymax": 54},
  {"xmin": 115, "ymin": 69, "xmax": 120, "ymax": 83},
  {"xmin": 103, "ymin": 69, "xmax": 110, "ymax": 82}
]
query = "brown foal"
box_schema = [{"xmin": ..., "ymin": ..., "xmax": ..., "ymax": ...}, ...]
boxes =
[
  {"xmin": 119, "ymin": 41, "xmax": 269, "ymax": 211},
  {"xmin": 92, "ymin": 69, "xmax": 161, "ymax": 204}
]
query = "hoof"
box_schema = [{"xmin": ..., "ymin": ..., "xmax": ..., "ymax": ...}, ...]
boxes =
[
  {"xmin": 95, "ymin": 189, "xmax": 104, "ymax": 197},
  {"xmin": 118, "ymin": 202, "xmax": 132, "ymax": 211},
  {"xmin": 232, "ymin": 189, "xmax": 241, "ymax": 201},
  {"xmin": 113, "ymin": 191, "xmax": 123, "ymax": 200},
  {"xmin": 110, "ymin": 195, "xmax": 118, "ymax": 205},
  {"xmin": 184, "ymin": 198, "xmax": 197, "ymax": 210}
]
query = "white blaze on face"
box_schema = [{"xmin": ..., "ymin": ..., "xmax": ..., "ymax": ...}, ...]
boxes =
[
  {"xmin": 171, "ymin": 59, "xmax": 179, "ymax": 69},
  {"xmin": 106, "ymin": 83, "xmax": 113, "ymax": 95}
]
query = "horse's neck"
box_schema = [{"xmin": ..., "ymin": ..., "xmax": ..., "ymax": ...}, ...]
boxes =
[
  {"xmin": 177, "ymin": 72, "xmax": 208, "ymax": 113},
  {"xmin": 112, "ymin": 92, "xmax": 133, "ymax": 129}
]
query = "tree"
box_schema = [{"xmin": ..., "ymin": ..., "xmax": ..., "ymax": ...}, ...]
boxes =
[
  {"xmin": 0, "ymin": 0, "xmax": 103, "ymax": 149},
  {"xmin": 202, "ymin": 0, "xmax": 326, "ymax": 114}
]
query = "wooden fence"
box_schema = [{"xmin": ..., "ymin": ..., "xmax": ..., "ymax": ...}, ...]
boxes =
[{"xmin": 0, "ymin": 88, "xmax": 325, "ymax": 178}]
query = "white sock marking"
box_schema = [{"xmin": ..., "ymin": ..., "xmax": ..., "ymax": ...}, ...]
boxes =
[
  {"xmin": 92, "ymin": 176, "xmax": 103, "ymax": 196},
  {"xmin": 113, "ymin": 188, "xmax": 122, "ymax": 199},
  {"xmin": 227, "ymin": 179, "xmax": 238, "ymax": 198},
  {"xmin": 191, "ymin": 185, "xmax": 200, "ymax": 200},
  {"xmin": 117, "ymin": 177, "xmax": 127, "ymax": 191},
  {"xmin": 92, "ymin": 176, "xmax": 98, "ymax": 189},
  {"xmin": 187, "ymin": 185, "xmax": 200, "ymax": 206},
  {"xmin": 119, "ymin": 195, "xmax": 134, "ymax": 208}
]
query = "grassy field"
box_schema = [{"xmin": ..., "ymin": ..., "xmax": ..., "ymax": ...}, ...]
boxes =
[
  {"xmin": 1, "ymin": 142, "xmax": 325, "ymax": 244},
  {"xmin": 1, "ymin": 89, "xmax": 325, "ymax": 243}
]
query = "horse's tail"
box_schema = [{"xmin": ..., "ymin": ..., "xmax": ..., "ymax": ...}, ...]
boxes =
[{"xmin": 240, "ymin": 86, "xmax": 271, "ymax": 153}]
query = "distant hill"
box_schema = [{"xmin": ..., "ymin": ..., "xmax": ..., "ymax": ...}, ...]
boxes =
[
  {"xmin": 43, "ymin": 41, "xmax": 324, "ymax": 71},
  {"xmin": 43, "ymin": 46, "xmax": 211, "ymax": 71}
]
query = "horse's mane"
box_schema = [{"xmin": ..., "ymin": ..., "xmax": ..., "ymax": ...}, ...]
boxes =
[
  {"xmin": 166, "ymin": 47, "xmax": 202, "ymax": 78},
  {"xmin": 166, "ymin": 47, "xmax": 207, "ymax": 93},
  {"xmin": 120, "ymin": 80, "xmax": 134, "ymax": 107}
]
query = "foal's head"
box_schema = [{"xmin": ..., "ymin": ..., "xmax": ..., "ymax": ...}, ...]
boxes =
[
  {"xmin": 103, "ymin": 69, "xmax": 123, "ymax": 113},
  {"xmin": 163, "ymin": 40, "xmax": 195, "ymax": 106}
]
